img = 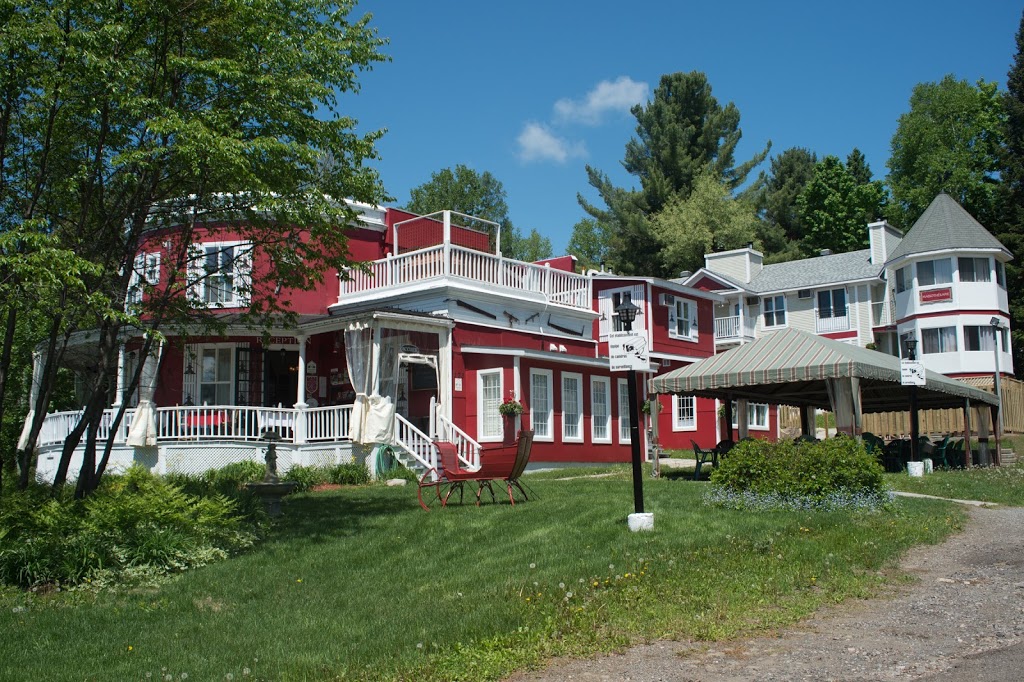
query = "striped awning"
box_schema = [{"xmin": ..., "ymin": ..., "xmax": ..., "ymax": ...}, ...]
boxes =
[{"xmin": 650, "ymin": 328, "xmax": 998, "ymax": 412}]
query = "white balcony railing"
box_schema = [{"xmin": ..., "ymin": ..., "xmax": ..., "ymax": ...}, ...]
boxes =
[
  {"xmin": 340, "ymin": 244, "xmax": 591, "ymax": 311},
  {"xmin": 714, "ymin": 315, "xmax": 755, "ymax": 341},
  {"xmin": 815, "ymin": 315, "xmax": 850, "ymax": 334}
]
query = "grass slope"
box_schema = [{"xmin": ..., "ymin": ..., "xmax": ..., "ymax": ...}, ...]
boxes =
[{"xmin": 0, "ymin": 470, "xmax": 964, "ymax": 681}]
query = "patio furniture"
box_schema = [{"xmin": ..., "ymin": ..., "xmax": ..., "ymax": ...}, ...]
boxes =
[
  {"xmin": 417, "ymin": 431, "xmax": 535, "ymax": 510},
  {"xmin": 715, "ymin": 439, "xmax": 735, "ymax": 456},
  {"xmin": 882, "ymin": 439, "xmax": 908, "ymax": 473},
  {"xmin": 691, "ymin": 440, "xmax": 717, "ymax": 481},
  {"xmin": 930, "ymin": 435, "xmax": 951, "ymax": 468}
]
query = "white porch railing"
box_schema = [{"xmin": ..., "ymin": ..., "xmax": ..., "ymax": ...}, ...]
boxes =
[
  {"xmin": 394, "ymin": 414, "xmax": 438, "ymax": 477},
  {"xmin": 434, "ymin": 410, "xmax": 481, "ymax": 470},
  {"xmin": 714, "ymin": 315, "xmax": 755, "ymax": 341},
  {"xmin": 38, "ymin": 404, "xmax": 355, "ymax": 446},
  {"xmin": 815, "ymin": 315, "xmax": 850, "ymax": 334},
  {"xmin": 340, "ymin": 244, "xmax": 591, "ymax": 311}
]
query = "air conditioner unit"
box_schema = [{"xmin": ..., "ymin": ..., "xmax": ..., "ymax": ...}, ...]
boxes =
[
  {"xmin": 798, "ymin": 289, "xmax": 811, "ymax": 299},
  {"xmin": 658, "ymin": 293, "xmax": 672, "ymax": 306}
]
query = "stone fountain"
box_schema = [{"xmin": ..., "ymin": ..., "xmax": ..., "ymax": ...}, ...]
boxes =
[{"xmin": 245, "ymin": 430, "xmax": 298, "ymax": 517}]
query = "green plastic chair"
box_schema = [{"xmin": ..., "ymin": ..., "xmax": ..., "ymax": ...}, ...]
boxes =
[{"xmin": 930, "ymin": 436, "xmax": 951, "ymax": 469}]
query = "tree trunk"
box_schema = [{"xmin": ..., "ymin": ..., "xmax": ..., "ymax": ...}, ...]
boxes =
[{"xmin": 0, "ymin": 306, "xmax": 16, "ymax": 495}]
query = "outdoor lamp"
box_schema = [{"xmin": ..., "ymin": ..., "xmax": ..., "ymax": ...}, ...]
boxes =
[
  {"xmin": 615, "ymin": 295, "xmax": 640, "ymax": 332},
  {"xmin": 904, "ymin": 335, "xmax": 918, "ymax": 361}
]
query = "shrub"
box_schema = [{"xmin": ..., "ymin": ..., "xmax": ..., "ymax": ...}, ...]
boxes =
[
  {"xmin": 708, "ymin": 436, "xmax": 887, "ymax": 511},
  {"xmin": 0, "ymin": 466, "xmax": 256, "ymax": 589},
  {"xmin": 165, "ymin": 459, "xmax": 266, "ymax": 520},
  {"xmin": 331, "ymin": 461, "xmax": 371, "ymax": 485},
  {"xmin": 282, "ymin": 464, "xmax": 332, "ymax": 492}
]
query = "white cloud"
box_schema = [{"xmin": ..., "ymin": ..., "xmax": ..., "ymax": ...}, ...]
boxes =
[
  {"xmin": 516, "ymin": 123, "xmax": 586, "ymax": 164},
  {"xmin": 553, "ymin": 76, "xmax": 649, "ymax": 125}
]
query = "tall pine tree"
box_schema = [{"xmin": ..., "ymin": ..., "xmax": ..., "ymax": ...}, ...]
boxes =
[
  {"xmin": 577, "ymin": 71, "xmax": 768, "ymax": 277},
  {"xmin": 998, "ymin": 10, "xmax": 1024, "ymax": 376}
]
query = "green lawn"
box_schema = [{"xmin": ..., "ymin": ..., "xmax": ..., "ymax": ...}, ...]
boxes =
[
  {"xmin": 886, "ymin": 462, "xmax": 1024, "ymax": 506},
  {"xmin": 0, "ymin": 470, "xmax": 965, "ymax": 681}
]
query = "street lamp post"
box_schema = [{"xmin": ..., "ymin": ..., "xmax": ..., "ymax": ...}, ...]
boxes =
[
  {"xmin": 615, "ymin": 296, "xmax": 645, "ymax": 515},
  {"xmin": 904, "ymin": 334, "xmax": 920, "ymax": 463}
]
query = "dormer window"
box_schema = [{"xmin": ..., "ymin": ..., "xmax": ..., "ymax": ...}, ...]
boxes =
[{"xmin": 917, "ymin": 258, "xmax": 952, "ymax": 286}]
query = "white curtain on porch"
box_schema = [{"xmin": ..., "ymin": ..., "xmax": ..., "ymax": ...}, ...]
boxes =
[
  {"xmin": 127, "ymin": 343, "xmax": 164, "ymax": 447},
  {"xmin": 345, "ymin": 327, "xmax": 373, "ymax": 443},
  {"xmin": 826, "ymin": 376, "xmax": 862, "ymax": 436},
  {"xmin": 16, "ymin": 350, "xmax": 44, "ymax": 451}
]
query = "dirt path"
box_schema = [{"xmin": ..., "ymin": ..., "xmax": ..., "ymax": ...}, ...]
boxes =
[{"xmin": 508, "ymin": 504, "xmax": 1024, "ymax": 681}]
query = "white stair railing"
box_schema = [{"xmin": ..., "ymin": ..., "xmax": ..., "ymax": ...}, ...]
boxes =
[
  {"xmin": 394, "ymin": 414, "xmax": 438, "ymax": 478},
  {"xmin": 434, "ymin": 409, "xmax": 481, "ymax": 470}
]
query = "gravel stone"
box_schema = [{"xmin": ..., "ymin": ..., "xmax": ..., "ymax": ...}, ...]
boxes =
[{"xmin": 507, "ymin": 505, "xmax": 1024, "ymax": 681}]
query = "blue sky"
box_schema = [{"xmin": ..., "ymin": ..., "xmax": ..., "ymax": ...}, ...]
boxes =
[{"xmin": 340, "ymin": 1, "xmax": 1023, "ymax": 254}]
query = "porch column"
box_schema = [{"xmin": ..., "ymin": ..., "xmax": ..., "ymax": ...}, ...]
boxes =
[
  {"xmin": 112, "ymin": 345, "xmax": 126, "ymax": 408},
  {"xmin": 293, "ymin": 334, "xmax": 308, "ymax": 445},
  {"xmin": 737, "ymin": 301, "xmax": 745, "ymax": 342},
  {"xmin": 737, "ymin": 398, "xmax": 749, "ymax": 440}
]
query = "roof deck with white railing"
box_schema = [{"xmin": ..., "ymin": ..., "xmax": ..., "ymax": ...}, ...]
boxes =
[{"xmin": 336, "ymin": 210, "xmax": 591, "ymax": 312}]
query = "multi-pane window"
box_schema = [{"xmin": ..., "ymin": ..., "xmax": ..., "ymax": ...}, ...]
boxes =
[
  {"xmin": 963, "ymin": 326, "xmax": 996, "ymax": 352},
  {"xmin": 730, "ymin": 401, "xmax": 769, "ymax": 429},
  {"xmin": 669, "ymin": 297, "xmax": 696, "ymax": 338},
  {"xmin": 127, "ymin": 253, "xmax": 161, "ymax": 306},
  {"xmin": 917, "ymin": 258, "xmax": 952, "ymax": 286},
  {"xmin": 195, "ymin": 242, "xmax": 250, "ymax": 306},
  {"xmin": 673, "ymin": 395, "xmax": 696, "ymax": 430},
  {"xmin": 817, "ymin": 288, "xmax": 847, "ymax": 319},
  {"xmin": 562, "ymin": 373, "xmax": 583, "ymax": 442},
  {"xmin": 591, "ymin": 377, "xmax": 611, "ymax": 443},
  {"xmin": 895, "ymin": 266, "xmax": 911, "ymax": 293},
  {"xmin": 530, "ymin": 369, "xmax": 553, "ymax": 439},
  {"xmin": 958, "ymin": 257, "xmax": 991, "ymax": 282},
  {"xmin": 921, "ymin": 327, "xmax": 957, "ymax": 354},
  {"xmin": 763, "ymin": 295, "xmax": 786, "ymax": 327},
  {"xmin": 199, "ymin": 347, "xmax": 233, "ymax": 405},
  {"xmin": 479, "ymin": 370, "xmax": 502, "ymax": 440},
  {"xmin": 617, "ymin": 379, "xmax": 631, "ymax": 443}
]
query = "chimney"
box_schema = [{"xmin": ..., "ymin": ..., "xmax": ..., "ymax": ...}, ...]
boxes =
[
  {"xmin": 679, "ymin": 270, "xmax": 692, "ymax": 279},
  {"xmin": 819, "ymin": 249, "xmax": 832, "ymax": 256}
]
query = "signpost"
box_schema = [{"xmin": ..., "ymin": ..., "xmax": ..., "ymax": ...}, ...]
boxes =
[
  {"xmin": 608, "ymin": 319, "xmax": 652, "ymax": 531},
  {"xmin": 900, "ymin": 360, "xmax": 925, "ymax": 386}
]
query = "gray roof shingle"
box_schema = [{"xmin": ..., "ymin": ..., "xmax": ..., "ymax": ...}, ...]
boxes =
[
  {"xmin": 885, "ymin": 193, "xmax": 1011, "ymax": 263},
  {"xmin": 745, "ymin": 249, "xmax": 881, "ymax": 293}
]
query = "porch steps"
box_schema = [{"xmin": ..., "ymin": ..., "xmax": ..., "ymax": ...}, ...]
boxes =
[{"xmin": 1000, "ymin": 448, "xmax": 1017, "ymax": 466}]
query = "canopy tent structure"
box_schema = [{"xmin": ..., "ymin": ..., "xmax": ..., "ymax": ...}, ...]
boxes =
[{"xmin": 650, "ymin": 328, "xmax": 1000, "ymax": 461}]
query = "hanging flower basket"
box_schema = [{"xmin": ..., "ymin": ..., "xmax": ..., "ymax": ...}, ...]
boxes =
[{"xmin": 498, "ymin": 397, "xmax": 524, "ymax": 417}]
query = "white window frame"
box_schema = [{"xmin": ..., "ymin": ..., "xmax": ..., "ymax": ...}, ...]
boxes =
[
  {"xmin": 921, "ymin": 326, "xmax": 958, "ymax": 354},
  {"xmin": 668, "ymin": 296, "xmax": 698, "ymax": 340},
  {"xmin": 617, "ymin": 378, "xmax": 631, "ymax": 444},
  {"xmin": 672, "ymin": 395, "xmax": 697, "ymax": 431},
  {"xmin": 191, "ymin": 241, "xmax": 252, "ymax": 308},
  {"xmin": 762, "ymin": 295, "xmax": 786, "ymax": 328},
  {"xmin": 895, "ymin": 266, "xmax": 911, "ymax": 294},
  {"xmin": 477, "ymin": 369, "xmax": 503, "ymax": 442},
  {"xmin": 127, "ymin": 253, "xmax": 161, "ymax": 307},
  {"xmin": 958, "ymin": 256, "xmax": 991, "ymax": 283},
  {"xmin": 590, "ymin": 377, "xmax": 612, "ymax": 444},
  {"xmin": 963, "ymin": 325, "xmax": 997, "ymax": 352},
  {"xmin": 529, "ymin": 368, "xmax": 554, "ymax": 442},
  {"xmin": 916, "ymin": 258, "xmax": 952, "ymax": 287},
  {"xmin": 731, "ymin": 401, "xmax": 770, "ymax": 431},
  {"xmin": 561, "ymin": 372, "xmax": 583, "ymax": 443},
  {"xmin": 198, "ymin": 345, "xmax": 235, "ymax": 406},
  {"xmin": 816, "ymin": 288, "xmax": 847, "ymax": 320}
]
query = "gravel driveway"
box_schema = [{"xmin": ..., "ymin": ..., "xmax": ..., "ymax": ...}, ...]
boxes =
[{"xmin": 508, "ymin": 503, "xmax": 1024, "ymax": 681}]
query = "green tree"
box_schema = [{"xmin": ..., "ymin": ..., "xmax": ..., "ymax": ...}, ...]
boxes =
[
  {"xmin": 754, "ymin": 147, "xmax": 817, "ymax": 262},
  {"xmin": 579, "ymin": 71, "xmax": 769, "ymax": 277},
  {"xmin": 2, "ymin": 0, "xmax": 388, "ymax": 494},
  {"xmin": 651, "ymin": 173, "xmax": 760, "ymax": 276},
  {"xmin": 797, "ymin": 155, "xmax": 887, "ymax": 255},
  {"xmin": 887, "ymin": 75, "xmax": 1005, "ymax": 227},
  {"xmin": 508, "ymin": 228, "xmax": 553, "ymax": 263},
  {"xmin": 998, "ymin": 10, "xmax": 1024, "ymax": 376},
  {"xmin": 566, "ymin": 218, "xmax": 612, "ymax": 272}
]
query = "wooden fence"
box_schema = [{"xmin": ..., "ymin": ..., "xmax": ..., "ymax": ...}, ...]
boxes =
[{"xmin": 779, "ymin": 376, "xmax": 1024, "ymax": 438}]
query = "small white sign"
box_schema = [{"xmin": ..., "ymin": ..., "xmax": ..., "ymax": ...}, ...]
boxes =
[
  {"xmin": 900, "ymin": 360, "xmax": 926, "ymax": 386},
  {"xmin": 609, "ymin": 331, "xmax": 650, "ymax": 372}
]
